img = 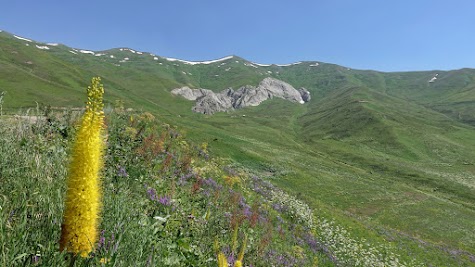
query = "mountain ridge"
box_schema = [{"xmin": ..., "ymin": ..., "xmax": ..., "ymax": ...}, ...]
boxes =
[{"xmin": 4, "ymin": 29, "xmax": 473, "ymax": 73}]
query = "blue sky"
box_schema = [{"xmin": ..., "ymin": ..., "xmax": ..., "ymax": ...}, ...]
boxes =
[{"xmin": 1, "ymin": 0, "xmax": 474, "ymax": 71}]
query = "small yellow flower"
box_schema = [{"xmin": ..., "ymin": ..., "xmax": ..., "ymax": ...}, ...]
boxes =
[{"xmin": 99, "ymin": 257, "xmax": 110, "ymax": 264}]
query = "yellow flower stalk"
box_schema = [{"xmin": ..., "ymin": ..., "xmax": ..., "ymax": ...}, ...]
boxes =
[
  {"xmin": 59, "ymin": 77, "xmax": 105, "ymax": 257},
  {"xmin": 237, "ymin": 233, "xmax": 247, "ymax": 262},
  {"xmin": 217, "ymin": 252, "xmax": 228, "ymax": 267},
  {"xmin": 216, "ymin": 232, "xmax": 247, "ymax": 267}
]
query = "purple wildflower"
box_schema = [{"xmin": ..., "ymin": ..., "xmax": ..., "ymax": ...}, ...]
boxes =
[
  {"xmin": 198, "ymin": 149, "xmax": 209, "ymax": 160},
  {"xmin": 147, "ymin": 187, "xmax": 157, "ymax": 201},
  {"xmin": 304, "ymin": 233, "xmax": 320, "ymax": 252},
  {"xmin": 178, "ymin": 172, "xmax": 195, "ymax": 185},
  {"xmin": 201, "ymin": 189, "xmax": 211, "ymax": 197},
  {"xmin": 238, "ymin": 196, "xmax": 247, "ymax": 207},
  {"xmin": 97, "ymin": 230, "xmax": 106, "ymax": 250},
  {"xmin": 227, "ymin": 253, "xmax": 235, "ymax": 266},
  {"xmin": 224, "ymin": 166, "xmax": 238, "ymax": 176},
  {"xmin": 203, "ymin": 177, "xmax": 218, "ymax": 189},
  {"xmin": 272, "ymin": 203, "xmax": 280, "ymax": 211},
  {"xmin": 243, "ymin": 205, "xmax": 252, "ymax": 218},
  {"xmin": 158, "ymin": 196, "xmax": 171, "ymax": 206},
  {"xmin": 117, "ymin": 166, "xmax": 128, "ymax": 177},
  {"xmin": 31, "ymin": 254, "xmax": 40, "ymax": 264}
]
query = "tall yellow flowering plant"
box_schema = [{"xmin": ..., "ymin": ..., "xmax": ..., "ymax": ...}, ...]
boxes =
[
  {"xmin": 59, "ymin": 77, "xmax": 105, "ymax": 257},
  {"xmin": 216, "ymin": 233, "xmax": 247, "ymax": 267}
]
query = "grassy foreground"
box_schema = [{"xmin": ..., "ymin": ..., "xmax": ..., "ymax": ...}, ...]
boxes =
[{"xmin": 1, "ymin": 107, "xmax": 339, "ymax": 266}]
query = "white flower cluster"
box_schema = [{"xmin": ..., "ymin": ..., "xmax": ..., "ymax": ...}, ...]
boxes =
[
  {"xmin": 317, "ymin": 219, "xmax": 422, "ymax": 267},
  {"xmin": 270, "ymin": 189, "xmax": 315, "ymax": 229}
]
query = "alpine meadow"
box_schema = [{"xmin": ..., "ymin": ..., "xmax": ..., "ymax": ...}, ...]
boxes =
[{"xmin": 1, "ymin": 30, "xmax": 475, "ymax": 266}]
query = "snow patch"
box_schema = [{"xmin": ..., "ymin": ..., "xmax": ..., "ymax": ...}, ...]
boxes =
[
  {"xmin": 14, "ymin": 35, "xmax": 32, "ymax": 42},
  {"xmin": 267, "ymin": 71, "xmax": 273, "ymax": 74},
  {"xmin": 35, "ymin": 45, "xmax": 50, "ymax": 50},
  {"xmin": 309, "ymin": 63, "xmax": 319, "ymax": 67},
  {"xmin": 153, "ymin": 57, "xmax": 159, "ymax": 60},
  {"xmin": 121, "ymin": 48, "xmax": 143, "ymax": 54},
  {"xmin": 276, "ymin": 62, "xmax": 302, "ymax": 67},
  {"xmin": 95, "ymin": 53, "xmax": 105, "ymax": 57},
  {"xmin": 110, "ymin": 55, "xmax": 115, "ymax": 58},
  {"xmin": 25, "ymin": 43, "xmax": 29, "ymax": 46},
  {"xmin": 165, "ymin": 55, "xmax": 234, "ymax": 65},
  {"xmin": 182, "ymin": 71, "xmax": 187, "ymax": 75},
  {"xmin": 225, "ymin": 67, "xmax": 231, "ymax": 71},
  {"xmin": 253, "ymin": 62, "xmax": 271, "ymax": 67},
  {"xmin": 299, "ymin": 100, "xmax": 305, "ymax": 104},
  {"xmin": 47, "ymin": 43, "xmax": 59, "ymax": 46},
  {"xmin": 79, "ymin": 50, "xmax": 95, "ymax": 55},
  {"xmin": 244, "ymin": 62, "xmax": 258, "ymax": 68},
  {"xmin": 69, "ymin": 50, "xmax": 77, "ymax": 54}
]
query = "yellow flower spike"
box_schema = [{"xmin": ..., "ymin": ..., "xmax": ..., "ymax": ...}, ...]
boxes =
[
  {"xmin": 214, "ymin": 239, "xmax": 220, "ymax": 254},
  {"xmin": 217, "ymin": 252, "xmax": 228, "ymax": 267},
  {"xmin": 60, "ymin": 77, "xmax": 105, "ymax": 257},
  {"xmin": 233, "ymin": 260, "xmax": 242, "ymax": 267},
  {"xmin": 237, "ymin": 233, "xmax": 247, "ymax": 262},
  {"xmin": 231, "ymin": 223, "xmax": 239, "ymax": 253}
]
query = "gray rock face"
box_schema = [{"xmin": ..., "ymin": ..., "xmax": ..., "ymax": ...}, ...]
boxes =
[
  {"xmin": 171, "ymin": 77, "xmax": 310, "ymax": 114},
  {"xmin": 298, "ymin": 88, "xmax": 311, "ymax": 102},
  {"xmin": 170, "ymin": 87, "xmax": 210, "ymax": 101}
]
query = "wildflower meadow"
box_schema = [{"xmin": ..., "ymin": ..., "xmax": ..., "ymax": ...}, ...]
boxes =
[{"xmin": 1, "ymin": 78, "xmax": 342, "ymax": 266}]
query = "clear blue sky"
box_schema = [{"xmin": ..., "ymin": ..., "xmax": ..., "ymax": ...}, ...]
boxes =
[{"xmin": 1, "ymin": 0, "xmax": 474, "ymax": 72}]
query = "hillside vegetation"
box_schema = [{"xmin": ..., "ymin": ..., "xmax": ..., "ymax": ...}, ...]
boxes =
[{"xmin": 1, "ymin": 31, "xmax": 475, "ymax": 266}]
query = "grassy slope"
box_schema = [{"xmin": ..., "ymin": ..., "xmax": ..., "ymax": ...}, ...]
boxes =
[
  {"xmin": 1, "ymin": 31, "xmax": 475, "ymax": 265},
  {"xmin": 0, "ymin": 110, "xmax": 336, "ymax": 266}
]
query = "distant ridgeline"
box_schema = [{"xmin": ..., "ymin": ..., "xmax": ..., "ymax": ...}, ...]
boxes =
[{"xmin": 171, "ymin": 77, "xmax": 311, "ymax": 114}]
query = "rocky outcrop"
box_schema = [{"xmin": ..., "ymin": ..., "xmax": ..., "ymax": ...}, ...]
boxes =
[
  {"xmin": 171, "ymin": 78, "xmax": 311, "ymax": 114},
  {"xmin": 299, "ymin": 88, "xmax": 311, "ymax": 102}
]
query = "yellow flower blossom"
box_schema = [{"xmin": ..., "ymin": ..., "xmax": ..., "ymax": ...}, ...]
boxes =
[{"xmin": 59, "ymin": 77, "xmax": 105, "ymax": 257}]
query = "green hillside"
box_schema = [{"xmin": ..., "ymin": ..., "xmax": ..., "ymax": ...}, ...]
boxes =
[{"xmin": 1, "ymin": 30, "xmax": 475, "ymax": 266}]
